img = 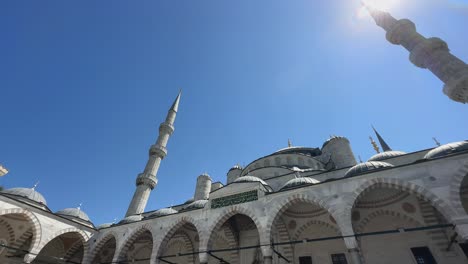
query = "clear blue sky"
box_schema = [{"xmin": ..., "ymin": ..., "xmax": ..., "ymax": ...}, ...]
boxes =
[{"xmin": 1, "ymin": 0, "xmax": 467, "ymax": 225}]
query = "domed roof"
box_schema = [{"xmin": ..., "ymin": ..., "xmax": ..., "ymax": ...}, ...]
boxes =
[
  {"xmin": 281, "ymin": 177, "xmax": 320, "ymax": 190},
  {"xmin": 147, "ymin": 208, "xmax": 178, "ymax": 218},
  {"xmin": 273, "ymin": 146, "xmax": 321, "ymax": 156},
  {"xmin": 424, "ymin": 141, "xmax": 468, "ymax": 160},
  {"xmin": 368, "ymin": 151, "xmax": 407, "ymax": 162},
  {"xmin": 182, "ymin": 200, "xmax": 208, "ymax": 210},
  {"xmin": 97, "ymin": 223, "xmax": 113, "ymax": 229},
  {"xmin": 229, "ymin": 164, "xmax": 243, "ymax": 171},
  {"xmin": 2, "ymin": 187, "xmax": 47, "ymax": 205},
  {"xmin": 56, "ymin": 208, "xmax": 91, "ymax": 222},
  {"xmin": 118, "ymin": 215, "xmax": 142, "ymax": 224},
  {"xmin": 344, "ymin": 161, "xmax": 394, "ymax": 178},
  {"xmin": 234, "ymin": 176, "xmax": 269, "ymax": 185}
]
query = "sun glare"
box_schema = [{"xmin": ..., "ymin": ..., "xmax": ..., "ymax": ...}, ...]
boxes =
[{"xmin": 362, "ymin": 0, "xmax": 401, "ymax": 11}]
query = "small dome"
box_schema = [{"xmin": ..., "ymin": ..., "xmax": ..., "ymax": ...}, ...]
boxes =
[
  {"xmin": 182, "ymin": 200, "xmax": 208, "ymax": 210},
  {"xmin": 118, "ymin": 215, "xmax": 142, "ymax": 224},
  {"xmin": 97, "ymin": 223, "xmax": 113, "ymax": 229},
  {"xmin": 281, "ymin": 177, "xmax": 320, "ymax": 190},
  {"xmin": 368, "ymin": 151, "xmax": 407, "ymax": 162},
  {"xmin": 424, "ymin": 141, "xmax": 468, "ymax": 160},
  {"xmin": 147, "ymin": 208, "xmax": 178, "ymax": 218},
  {"xmin": 229, "ymin": 164, "xmax": 243, "ymax": 171},
  {"xmin": 344, "ymin": 161, "xmax": 394, "ymax": 178},
  {"xmin": 56, "ymin": 208, "xmax": 91, "ymax": 222},
  {"xmin": 2, "ymin": 187, "xmax": 47, "ymax": 205},
  {"xmin": 234, "ymin": 176, "xmax": 269, "ymax": 186}
]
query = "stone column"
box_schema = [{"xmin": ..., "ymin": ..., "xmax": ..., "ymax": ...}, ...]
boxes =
[
  {"xmin": 261, "ymin": 245, "xmax": 273, "ymax": 264},
  {"xmin": 344, "ymin": 237, "xmax": 363, "ymax": 264}
]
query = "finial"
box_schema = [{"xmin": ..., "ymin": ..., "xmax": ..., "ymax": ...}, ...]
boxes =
[
  {"xmin": 32, "ymin": 181, "xmax": 40, "ymax": 190},
  {"xmin": 288, "ymin": 139, "xmax": 292, "ymax": 147},
  {"xmin": 432, "ymin": 137, "xmax": 441, "ymax": 146},
  {"xmin": 369, "ymin": 136, "xmax": 380, "ymax": 153},
  {"xmin": 77, "ymin": 203, "xmax": 82, "ymax": 210},
  {"xmin": 170, "ymin": 90, "xmax": 182, "ymax": 113},
  {"xmin": 372, "ymin": 125, "xmax": 392, "ymax": 152},
  {"xmin": 358, "ymin": 155, "xmax": 363, "ymax": 163}
]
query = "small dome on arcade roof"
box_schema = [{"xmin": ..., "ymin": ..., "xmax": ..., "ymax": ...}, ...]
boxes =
[
  {"xmin": 56, "ymin": 208, "xmax": 91, "ymax": 222},
  {"xmin": 2, "ymin": 187, "xmax": 47, "ymax": 205},
  {"xmin": 118, "ymin": 215, "xmax": 142, "ymax": 224},
  {"xmin": 182, "ymin": 200, "xmax": 208, "ymax": 211},
  {"xmin": 233, "ymin": 176, "xmax": 269, "ymax": 186},
  {"xmin": 344, "ymin": 161, "xmax": 394, "ymax": 178},
  {"xmin": 424, "ymin": 141, "xmax": 468, "ymax": 160},
  {"xmin": 368, "ymin": 151, "xmax": 407, "ymax": 162},
  {"xmin": 281, "ymin": 177, "xmax": 320, "ymax": 190},
  {"xmin": 97, "ymin": 223, "xmax": 113, "ymax": 229},
  {"xmin": 147, "ymin": 208, "xmax": 178, "ymax": 218}
]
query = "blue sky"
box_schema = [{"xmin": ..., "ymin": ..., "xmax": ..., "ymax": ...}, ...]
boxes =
[{"xmin": 1, "ymin": 0, "xmax": 467, "ymax": 225}]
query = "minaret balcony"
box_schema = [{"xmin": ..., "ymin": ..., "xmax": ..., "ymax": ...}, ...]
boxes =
[
  {"xmin": 159, "ymin": 122, "xmax": 175, "ymax": 135},
  {"xmin": 149, "ymin": 144, "xmax": 167, "ymax": 158},
  {"xmin": 136, "ymin": 172, "xmax": 157, "ymax": 189}
]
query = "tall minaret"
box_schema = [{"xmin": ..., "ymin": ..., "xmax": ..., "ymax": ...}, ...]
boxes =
[
  {"xmin": 365, "ymin": 4, "xmax": 468, "ymax": 103},
  {"xmin": 125, "ymin": 91, "xmax": 181, "ymax": 217}
]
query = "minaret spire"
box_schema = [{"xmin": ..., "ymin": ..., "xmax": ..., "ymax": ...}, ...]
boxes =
[
  {"xmin": 363, "ymin": 2, "xmax": 468, "ymax": 103},
  {"xmin": 125, "ymin": 91, "xmax": 181, "ymax": 217},
  {"xmin": 372, "ymin": 126, "xmax": 392, "ymax": 152}
]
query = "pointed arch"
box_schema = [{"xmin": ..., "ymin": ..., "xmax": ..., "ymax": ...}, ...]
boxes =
[
  {"xmin": 85, "ymin": 231, "xmax": 118, "ymax": 264},
  {"xmin": 114, "ymin": 223, "xmax": 154, "ymax": 262},
  {"xmin": 345, "ymin": 178, "xmax": 457, "ymax": 226},
  {"xmin": 0, "ymin": 208, "xmax": 42, "ymax": 257},
  {"xmin": 449, "ymin": 161, "xmax": 468, "ymax": 215},
  {"xmin": 292, "ymin": 219, "xmax": 341, "ymax": 241},
  {"xmin": 35, "ymin": 227, "xmax": 90, "ymax": 255},
  {"xmin": 353, "ymin": 209, "xmax": 423, "ymax": 234}
]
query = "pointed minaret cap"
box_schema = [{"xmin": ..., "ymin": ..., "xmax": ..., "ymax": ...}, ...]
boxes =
[
  {"xmin": 170, "ymin": 90, "xmax": 182, "ymax": 113},
  {"xmin": 372, "ymin": 126, "xmax": 392, "ymax": 152}
]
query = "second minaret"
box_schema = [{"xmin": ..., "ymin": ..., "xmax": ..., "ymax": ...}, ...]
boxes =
[{"xmin": 125, "ymin": 91, "xmax": 181, "ymax": 217}]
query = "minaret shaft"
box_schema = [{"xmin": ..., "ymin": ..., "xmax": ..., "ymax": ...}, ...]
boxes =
[
  {"xmin": 125, "ymin": 92, "xmax": 181, "ymax": 217},
  {"xmin": 367, "ymin": 6, "xmax": 468, "ymax": 103}
]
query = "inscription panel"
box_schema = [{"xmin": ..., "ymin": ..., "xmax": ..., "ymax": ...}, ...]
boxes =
[{"xmin": 211, "ymin": 190, "xmax": 258, "ymax": 209}]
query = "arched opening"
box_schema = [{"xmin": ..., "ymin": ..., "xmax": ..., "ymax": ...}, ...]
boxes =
[
  {"xmin": 0, "ymin": 213, "xmax": 37, "ymax": 263},
  {"xmin": 207, "ymin": 214, "xmax": 261, "ymax": 264},
  {"xmin": 91, "ymin": 235, "xmax": 116, "ymax": 264},
  {"xmin": 352, "ymin": 185, "xmax": 466, "ymax": 264},
  {"xmin": 270, "ymin": 201, "xmax": 348, "ymax": 264},
  {"xmin": 460, "ymin": 173, "xmax": 468, "ymax": 215},
  {"xmin": 158, "ymin": 222, "xmax": 199, "ymax": 264},
  {"xmin": 32, "ymin": 232, "xmax": 85, "ymax": 264},
  {"xmin": 119, "ymin": 229, "xmax": 153, "ymax": 264}
]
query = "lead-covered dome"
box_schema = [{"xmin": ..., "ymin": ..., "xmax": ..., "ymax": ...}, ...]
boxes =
[
  {"xmin": 281, "ymin": 177, "xmax": 320, "ymax": 190},
  {"xmin": 2, "ymin": 187, "xmax": 47, "ymax": 205},
  {"xmin": 56, "ymin": 208, "xmax": 91, "ymax": 222},
  {"xmin": 118, "ymin": 215, "xmax": 142, "ymax": 224},
  {"xmin": 368, "ymin": 151, "xmax": 407, "ymax": 162},
  {"xmin": 234, "ymin": 176, "xmax": 268, "ymax": 185},
  {"xmin": 424, "ymin": 141, "xmax": 468, "ymax": 160},
  {"xmin": 344, "ymin": 161, "xmax": 394, "ymax": 178},
  {"xmin": 147, "ymin": 208, "xmax": 178, "ymax": 218},
  {"xmin": 182, "ymin": 200, "xmax": 208, "ymax": 211}
]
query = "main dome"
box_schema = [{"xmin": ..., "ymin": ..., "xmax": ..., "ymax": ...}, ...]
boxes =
[
  {"xmin": 2, "ymin": 187, "xmax": 47, "ymax": 205},
  {"xmin": 344, "ymin": 161, "xmax": 394, "ymax": 178},
  {"xmin": 368, "ymin": 151, "xmax": 407, "ymax": 162},
  {"xmin": 281, "ymin": 177, "xmax": 320, "ymax": 190},
  {"xmin": 56, "ymin": 208, "xmax": 91, "ymax": 222},
  {"xmin": 424, "ymin": 141, "xmax": 468, "ymax": 159}
]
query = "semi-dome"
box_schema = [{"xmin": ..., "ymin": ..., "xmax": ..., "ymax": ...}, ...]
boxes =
[
  {"xmin": 97, "ymin": 223, "xmax": 113, "ymax": 229},
  {"xmin": 424, "ymin": 141, "xmax": 468, "ymax": 160},
  {"xmin": 56, "ymin": 208, "xmax": 91, "ymax": 222},
  {"xmin": 182, "ymin": 200, "xmax": 208, "ymax": 210},
  {"xmin": 344, "ymin": 161, "xmax": 394, "ymax": 178},
  {"xmin": 118, "ymin": 215, "xmax": 142, "ymax": 224},
  {"xmin": 147, "ymin": 208, "xmax": 178, "ymax": 218},
  {"xmin": 281, "ymin": 177, "xmax": 320, "ymax": 190},
  {"xmin": 234, "ymin": 176, "xmax": 268, "ymax": 185},
  {"xmin": 368, "ymin": 151, "xmax": 407, "ymax": 162},
  {"xmin": 2, "ymin": 187, "xmax": 47, "ymax": 205}
]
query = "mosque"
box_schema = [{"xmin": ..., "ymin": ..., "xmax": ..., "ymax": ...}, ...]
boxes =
[{"xmin": 1, "ymin": 4, "xmax": 468, "ymax": 264}]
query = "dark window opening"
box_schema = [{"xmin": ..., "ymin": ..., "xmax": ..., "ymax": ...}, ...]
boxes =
[
  {"xmin": 411, "ymin": 247, "xmax": 437, "ymax": 264},
  {"xmin": 299, "ymin": 256, "xmax": 312, "ymax": 264},
  {"xmin": 331, "ymin": 253, "xmax": 348, "ymax": 264}
]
